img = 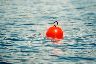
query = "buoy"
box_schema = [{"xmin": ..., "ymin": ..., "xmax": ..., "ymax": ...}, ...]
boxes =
[{"xmin": 46, "ymin": 21, "xmax": 64, "ymax": 41}]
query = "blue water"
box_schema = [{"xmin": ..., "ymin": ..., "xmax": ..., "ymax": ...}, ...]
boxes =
[{"xmin": 0, "ymin": 0, "xmax": 96, "ymax": 64}]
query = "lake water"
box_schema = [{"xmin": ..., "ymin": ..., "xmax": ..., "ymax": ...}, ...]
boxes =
[{"xmin": 0, "ymin": 0, "xmax": 96, "ymax": 64}]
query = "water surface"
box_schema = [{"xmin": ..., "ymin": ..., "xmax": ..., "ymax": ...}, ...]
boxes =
[{"xmin": 0, "ymin": 0, "xmax": 96, "ymax": 64}]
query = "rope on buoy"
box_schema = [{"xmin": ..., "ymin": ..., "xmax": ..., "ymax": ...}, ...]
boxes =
[{"xmin": 54, "ymin": 21, "xmax": 58, "ymax": 27}]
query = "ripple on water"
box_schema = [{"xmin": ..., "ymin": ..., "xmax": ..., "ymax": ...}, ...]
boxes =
[
  {"xmin": 0, "ymin": 0, "xmax": 96, "ymax": 64},
  {"xmin": 4, "ymin": 37, "xmax": 26, "ymax": 41}
]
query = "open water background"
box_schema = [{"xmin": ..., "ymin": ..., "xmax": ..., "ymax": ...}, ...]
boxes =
[{"xmin": 0, "ymin": 0, "xmax": 96, "ymax": 64}]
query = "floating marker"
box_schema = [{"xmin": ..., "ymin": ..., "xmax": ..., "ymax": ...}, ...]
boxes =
[{"xmin": 46, "ymin": 21, "xmax": 64, "ymax": 41}]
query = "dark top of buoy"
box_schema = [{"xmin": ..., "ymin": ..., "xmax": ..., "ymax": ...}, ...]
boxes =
[{"xmin": 54, "ymin": 21, "xmax": 58, "ymax": 27}]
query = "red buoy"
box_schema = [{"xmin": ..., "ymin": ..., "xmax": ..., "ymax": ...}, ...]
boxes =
[{"xmin": 46, "ymin": 21, "xmax": 64, "ymax": 40}]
